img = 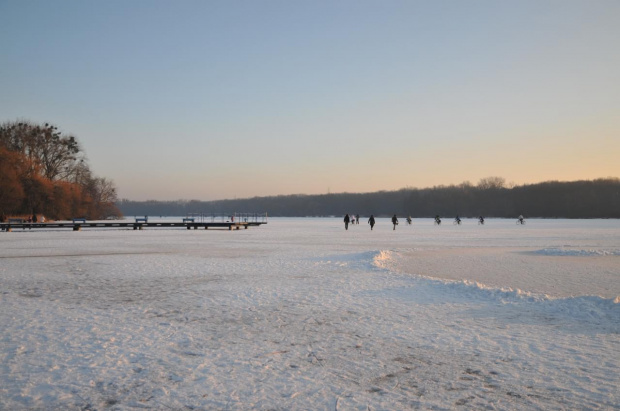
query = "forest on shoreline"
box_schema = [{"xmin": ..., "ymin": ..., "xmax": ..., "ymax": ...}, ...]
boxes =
[
  {"xmin": 117, "ymin": 177, "xmax": 620, "ymax": 219},
  {"xmin": 0, "ymin": 121, "xmax": 121, "ymax": 220}
]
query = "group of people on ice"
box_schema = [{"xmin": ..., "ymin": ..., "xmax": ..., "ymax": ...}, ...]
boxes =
[
  {"xmin": 343, "ymin": 213, "xmax": 362, "ymax": 229},
  {"xmin": 344, "ymin": 213, "xmax": 403, "ymax": 231},
  {"xmin": 344, "ymin": 214, "xmax": 525, "ymax": 230}
]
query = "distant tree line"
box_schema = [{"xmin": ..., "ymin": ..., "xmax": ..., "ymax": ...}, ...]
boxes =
[
  {"xmin": 117, "ymin": 177, "xmax": 620, "ymax": 218},
  {"xmin": 0, "ymin": 120, "xmax": 122, "ymax": 220}
]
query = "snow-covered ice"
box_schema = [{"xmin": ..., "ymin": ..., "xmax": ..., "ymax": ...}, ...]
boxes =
[{"xmin": 1, "ymin": 218, "xmax": 619, "ymax": 410}]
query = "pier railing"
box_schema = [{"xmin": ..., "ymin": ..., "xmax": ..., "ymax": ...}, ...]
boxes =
[
  {"xmin": 185, "ymin": 212, "xmax": 268, "ymax": 224},
  {"xmin": 1, "ymin": 212, "xmax": 268, "ymax": 232}
]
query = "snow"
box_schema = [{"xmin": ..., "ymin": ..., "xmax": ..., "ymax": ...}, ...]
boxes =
[{"xmin": 1, "ymin": 218, "xmax": 619, "ymax": 409}]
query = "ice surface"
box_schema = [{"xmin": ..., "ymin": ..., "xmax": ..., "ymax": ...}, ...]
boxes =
[{"xmin": 1, "ymin": 218, "xmax": 619, "ymax": 409}]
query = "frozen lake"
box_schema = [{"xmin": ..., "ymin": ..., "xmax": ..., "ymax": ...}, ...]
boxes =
[{"xmin": 1, "ymin": 218, "xmax": 619, "ymax": 409}]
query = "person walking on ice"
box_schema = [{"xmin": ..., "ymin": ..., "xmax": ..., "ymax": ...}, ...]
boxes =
[
  {"xmin": 391, "ymin": 214, "xmax": 399, "ymax": 230},
  {"xmin": 368, "ymin": 214, "xmax": 376, "ymax": 230},
  {"xmin": 344, "ymin": 213, "xmax": 350, "ymax": 230}
]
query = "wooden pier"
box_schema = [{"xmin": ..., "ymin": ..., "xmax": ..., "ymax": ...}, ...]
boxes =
[{"xmin": 1, "ymin": 216, "xmax": 267, "ymax": 232}]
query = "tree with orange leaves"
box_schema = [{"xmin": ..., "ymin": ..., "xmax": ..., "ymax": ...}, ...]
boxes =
[{"xmin": 0, "ymin": 120, "xmax": 122, "ymax": 219}]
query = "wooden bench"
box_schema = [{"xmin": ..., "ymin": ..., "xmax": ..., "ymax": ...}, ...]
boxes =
[
  {"xmin": 72, "ymin": 218, "xmax": 86, "ymax": 231},
  {"xmin": 2, "ymin": 218, "xmax": 23, "ymax": 231},
  {"xmin": 133, "ymin": 216, "xmax": 148, "ymax": 230},
  {"xmin": 182, "ymin": 217, "xmax": 196, "ymax": 229}
]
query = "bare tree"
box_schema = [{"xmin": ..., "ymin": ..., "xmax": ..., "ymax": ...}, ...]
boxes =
[
  {"xmin": 84, "ymin": 176, "xmax": 121, "ymax": 218},
  {"xmin": 477, "ymin": 176, "xmax": 506, "ymax": 190},
  {"xmin": 0, "ymin": 121, "xmax": 83, "ymax": 181}
]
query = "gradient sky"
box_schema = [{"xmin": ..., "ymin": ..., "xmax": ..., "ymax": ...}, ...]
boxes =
[{"xmin": 2, "ymin": 0, "xmax": 619, "ymax": 201}]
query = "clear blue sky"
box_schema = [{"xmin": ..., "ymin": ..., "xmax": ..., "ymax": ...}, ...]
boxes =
[{"xmin": 2, "ymin": 0, "xmax": 619, "ymax": 200}]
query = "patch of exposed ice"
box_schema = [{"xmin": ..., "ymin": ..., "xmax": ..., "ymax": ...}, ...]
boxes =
[
  {"xmin": 530, "ymin": 248, "xmax": 620, "ymax": 256},
  {"xmin": 365, "ymin": 249, "xmax": 619, "ymax": 329}
]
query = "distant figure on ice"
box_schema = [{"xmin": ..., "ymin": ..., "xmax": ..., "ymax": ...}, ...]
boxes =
[
  {"xmin": 517, "ymin": 215, "xmax": 525, "ymax": 225},
  {"xmin": 351, "ymin": 215, "xmax": 355, "ymax": 225},
  {"xmin": 356, "ymin": 214, "xmax": 360, "ymax": 225},
  {"xmin": 344, "ymin": 213, "xmax": 350, "ymax": 230},
  {"xmin": 454, "ymin": 215, "xmax": 461, "ymax": 225},
  {"xmin": 368, "ymin": 215, "xmax": 375, "ymax": 230},
  {"xmin": 391, "ymin": 214, "xmax": 399, "ymax": 230},
  {"xmin": 478, "ymin": 215, "xmax": 485, "ymax": 225},
  {"xmin": 434, "ymin": 215, "xmax": 441, "ymax": 225},
  {"xmin": 406, "ymin": 216, "xmax": 412, "ymax": 225}
]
